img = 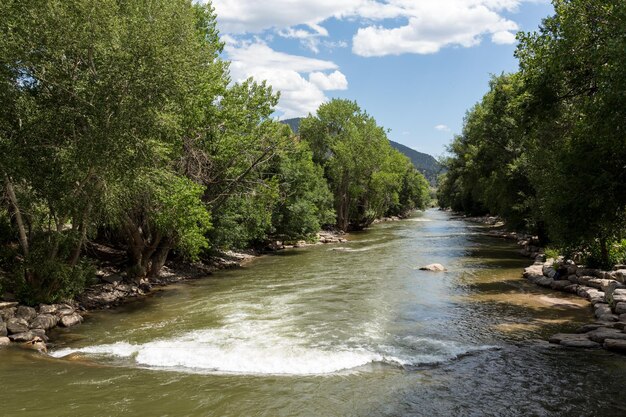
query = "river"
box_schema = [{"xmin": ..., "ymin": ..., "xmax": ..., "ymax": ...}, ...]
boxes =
[{"xmin": 2, "ymin": 210, "xmax": 626, "ymax": 416}]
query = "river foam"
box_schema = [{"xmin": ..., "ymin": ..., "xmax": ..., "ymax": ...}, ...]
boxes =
[{"xmin": 51, "ymin": 331, "xmax": 495, "ymax": 375}]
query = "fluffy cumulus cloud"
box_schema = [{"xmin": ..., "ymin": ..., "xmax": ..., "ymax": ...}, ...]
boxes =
[
  {"xmin": 225, "ymin": 40, "xmax": 348, "ymax": 118},
  {"xmin": 211, "ymin": 0, "xmax": 530, "ymax": 116},
  {"xmin": 352, "ymin": 0, "xmax": 521, "ymax": 56},
  {"xmin": 435, "ymin": 124, "xmax": 451, "ymax": 132}
]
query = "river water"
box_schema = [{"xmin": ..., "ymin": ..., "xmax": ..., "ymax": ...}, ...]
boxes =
[{"xmin": 2, "ymin": 210, "xmax": 626, "ymax": 416}]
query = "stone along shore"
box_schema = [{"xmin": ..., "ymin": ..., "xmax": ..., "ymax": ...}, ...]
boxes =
[{"xmin": 486, "ymin": 228, "xmax": 626, "ymax": 354}]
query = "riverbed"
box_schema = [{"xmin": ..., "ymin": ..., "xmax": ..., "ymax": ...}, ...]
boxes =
[{"xmin": 2, "ymin": 210, "xmax": 626, "ymax": 416}]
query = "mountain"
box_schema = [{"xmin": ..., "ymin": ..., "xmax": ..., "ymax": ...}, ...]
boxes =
[
  {"xmin": 281, "ymin": 117, "xmax": 442, "ymax": 185},
  {"xmin": 387, "ymin": 140, "xmax": 442, "ymax": 185}
]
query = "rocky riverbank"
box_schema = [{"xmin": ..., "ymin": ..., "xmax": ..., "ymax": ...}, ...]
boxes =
[
  {"xmin": 0, "ymin": 230, "xmax": 348, "ymax": 353},
  {"xmin": 475, "ymin": 220, "xmax": 626, "ymax": 354}
]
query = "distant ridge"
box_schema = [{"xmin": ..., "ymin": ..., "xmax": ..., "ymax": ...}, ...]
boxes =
[{"xmin": 281, "ymin": 117, "xmax": 442, "ymax": 184}]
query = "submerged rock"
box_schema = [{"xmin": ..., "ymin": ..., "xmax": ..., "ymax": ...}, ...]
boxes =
[
  {"xmin": 586, "ymin": 328, "xmax": 626, "ymax": 343},
  {"xmin": 549, "ymin": 333, "xmax": 600, "ymax": 348},
  {"xmin": 605, "ymin": 338, "xmax": 626, "ymax": 353},
  {"xmin": 419, "ymin": 263, "xmax": 446, "ymax": 272}
]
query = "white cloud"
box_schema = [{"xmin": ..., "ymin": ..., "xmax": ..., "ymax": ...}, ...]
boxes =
[
  {"xmin": 212, "ymin": 0, "xmax": 528, "ymax": 57},
  {"xmin": 353, "ymin": 1, "xmax": 520, "ymax": 56},
  {"xmin": 225, "ymin": 40, "xmax": 348, "ymax": 118},
  {"xmin": 435, "ymin": 124, "xmax": 451, "ymax": 132},
  {"xmin": 309, "ymin": 71, "xmax": 348, "ymax": 90},
  {"xmin": 491, "ymin": 30, "xmax": 517, "ymax": 44}
]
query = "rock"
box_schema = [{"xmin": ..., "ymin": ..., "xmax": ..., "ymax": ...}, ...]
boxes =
[
  {"xmin": 20, "ymin": 336, "xmax": 47, "ymax": 353},
  {"xmin": 419, "ymin": 263, "xmax": 446, "ymax": 272},
  {"xmin": 560, "ymin": 339, "xmax": 602, "ymax": 348},
  {"xmin": 101, "ymin": 274, "xmax": 124, "ymax": 285},
  {"xmin": 38, "ymin": 304, "xmax": 58, "ymax": 315},
  {"xmin": 613, "ymin": 270, "xmax": 626, "ymax": 283},
  {"xmin": 0, "ymin": 336, "xmax": 11, "ymax": 347},
  {"xmin": 549, "ymin": 333, "xmax": 600, "ymax": 348},
  {"xmin": 595, "ymin": 304, "xmax": 612, "ymax": 318},
  {"xmin": 543, "ymin": 266, "xmax": 557, "ymax": 279},
  {"xmin": 29, "ymin": 329, "xmax": 48, "ymax": 342},
  {"xmin": 597, "ymin": 314, "xmax": 619, "ymax": 322},
  {"xmin": 0, "ymin": 307, "xmax": 16, "ymax": 321},
  {"xmin": 566, "ymin": 264, "xmax": 578, "ymax": 275},
  {"xmin": 613, "ymin": 322, "xmax": 626, "ymax": 331},
  {"xmin": 0, "ymin": 302, "xmax": 18, "ymax": 309},
  {"xmin": 138, "ymin": 282, "xmax": 152, "ymax": 293},
  {"xmin": 604, "ymin": 338, "xmax": 626, "ymax": 353},
  {"xmin": 576, "ymin": 323, "xmax": 607, "ymax": 333},
  {"xmin": 29, "ymin": 314, "xmax": 59, "ymax": 330},
  {"xmin": 615, "ymin": 302, "xmax": 626, "ymax": 314},
  {"xmin": 587, "ymin": 328, "xmax": 626, "ymax": 343},
  {"xmin": 6, "ymin": 317, "xmax": 29, "ymax": 334},
  {"xmin": 577, "ymin": 268, "xmax": 602, "ymax": 278},
  {"xmin": 536, "ymin": 276, "xmax": 554, "ymax": 287},
  {"xmin": 8, "ymin": 331, "xmax": 35, "ymax": 342},
  {"xmin": 0, "ymin": 322, "xmax": 6, "ymax": 337},
  {"xmin": 60, "ymin": 313, "xmax": 83, "ymax": 327},
  {"xmin": 551, "ymin": 280, "xmax": 571, "ymax": 291},
  {"xmin": 577, "ymin": 275, "xmax": 594, "ymax": 285},
  {"xmin": 564, "ymin": 284, "xmax": 579, "ymax": 294},
  {"xmin": 16, "ymin": 306, "xmax": 37, "ymax": 321},
  {"xmin": 567, "ymin": 275, "xmax": 579, "ymax": 284},
  {"xmin": 56, "ymin": 307, "xmax": 75, "ymax": 317},
  {"xmin": 523, "ymin": 264, "xmax": 543, "ymax": 278},
  {"xmin": 620, "ymin": 313, "xmax": 626, "ymax": 322}
]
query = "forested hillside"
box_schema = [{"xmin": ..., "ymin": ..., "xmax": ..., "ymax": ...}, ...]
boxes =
[
  {"xmin": 282, "ymin": 117, "xmax": 441, "ymax": 184},
  {"xmin": 438, "ymin": 0, "xmax": 626, "ymax": 268},
  {"xmin": 0, "ymin": 0, "xmax": 429, "ymax": 304}
]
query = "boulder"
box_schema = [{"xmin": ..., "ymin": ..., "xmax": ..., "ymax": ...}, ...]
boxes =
[
  {"xmin": 551, "ymin": 280, "xmax": 571, "ymax": 291},
  {"xmin": 8, "ymin": 331, "xmax": 35, "ymax": 342},
  {"xmin": 0, "ymin": 307, "xmax": 16, "ymax": 321},
  {"xmin": 536, "ymin": 276, "xmax": 554, "ymax": 287},
  {"xmin": 567, "ymin": 275, "xmax": 579, "ymax": 284},
  {"xmin": 419, "ymin": 263, "xmax": 446, "ymax": 272},
  {"xmin": 523, "ymin": 264, "xmax": 543, "ymax": 278},
  {"xmin": 604, "ymin": 338, "xmax": 626, "ymax": 353},
  {"xmin": 613, "ymin": 269, "xmax": 626, "ymax": 283},
  {"xmin": 16, "ymin": 306, "xmax": 37, "ymax": 321},
  {"xmin": 30, "ymin": 329, "xmax": 48, "ymax": 342},
  {"xmin": 577, "ymin": 268, "xmax": 602, "ymax": 278},
  {"xmin": 548, "ymin": 333, "xmax": 600, "ymax": 348},
  {"xmin": 576, "ymin": 323, "xmax": 607, "ymax": 333},
  {"xmin": 0, "ymin": 321, "xmax": 6, "ymax": 337},
  {"xmin": 564, "ymin": 284, "xmax": 579, "ymax": 294},
  {"xmin": 0, "ymin": 337, "xmax": 10, "ymax": 347},
  {"xmin": 615, "ymin": 302, "xmax": 626, "ymax": 315},
  {"xmin": 38, "ymin": 304, "xmax": 58, "ymax": 315},
  {"xmin": 29, "ymin": 314, "xmax": 59, "ymax": 330},
  {"xmin": 0, "ymin": 302, "xmax": 18, "ymax": 309},
  {"xmin": 543, "ymin": 266, "xmax": 557, "ymax": 279},
  {"xmin": 56, "ymin": 307, "xmax": 75, "ymax": 317},
  {"xmin": 60, "ymin": 313, "xmax": 83, "ymax": 327},
  {"xmin": 595, "ymin": 304, "xmax": 612, "ymax": 318},
  {"xmin": 587, "ymin": 328, "xmax": 626, "ymax": 343},
  {"xmin": 6, "ymin": 317, "xmax": 29, "ymax": 334}
]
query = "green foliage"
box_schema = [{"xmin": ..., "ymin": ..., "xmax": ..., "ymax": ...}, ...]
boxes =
[
  {"xmin": 439, "ymin": 0, "xmax": 626, "ymax": 267},
  {"xmin": 301, "ymin": 99, "xmax": 429, "ymax": 231}
]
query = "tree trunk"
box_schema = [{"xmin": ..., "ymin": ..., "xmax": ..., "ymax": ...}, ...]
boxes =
[
  {"xmin": 3, "ymin": 174, "xmax": 29, "ymax": 257},
  {"xmin": 599, "ymin": 237, "xmax": 609, "ymax": 269},
  {"xmin": 147, "ymin": 238, "xmax": 172, "ymax": 278}
]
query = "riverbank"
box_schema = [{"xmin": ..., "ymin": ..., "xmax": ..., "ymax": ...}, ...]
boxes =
[
  {"xmin": 462, "ymin": 214, "xmax": 626, "ymax": 354},
  {"xmin": 0, "ymin": 230, "xmax": 348, "ymax": 352}
]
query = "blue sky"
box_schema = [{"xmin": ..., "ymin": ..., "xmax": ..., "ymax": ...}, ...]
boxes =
[{"xmin": 210, "ymin": 0, "xmax": 554, "ymax": 157}]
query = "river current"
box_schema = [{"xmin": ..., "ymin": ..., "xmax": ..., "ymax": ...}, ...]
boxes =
[{"xmin": 2, "ymin": 210, "xmax": 626, "ymax": 416}]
